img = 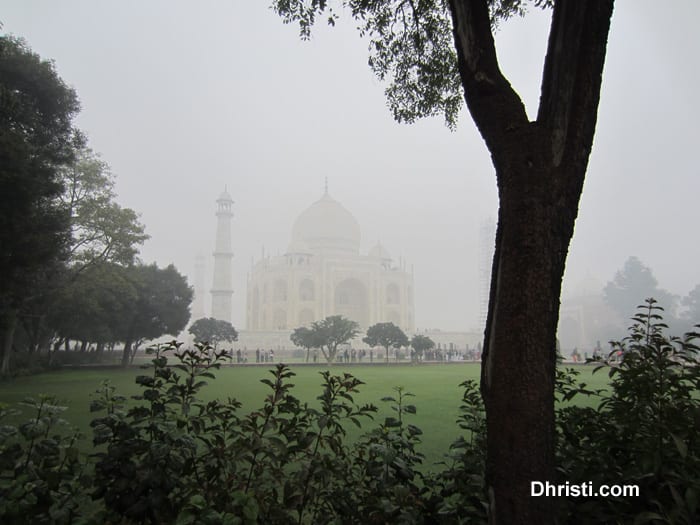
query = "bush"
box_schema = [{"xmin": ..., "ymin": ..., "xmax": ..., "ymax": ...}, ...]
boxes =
[
  {"xmin": 0, "ymin": 396, "xmax": 92, "ymax": 524},
  {"xmin": 89, "ymin": 342, "xmax": 386, "ymax": 523},
  {"xmin": 85, "ymin": 342, "xmax": 491, "ymax": 524},
  {"xmin": 556, "ymin": 299, "xmax": 700, "ymax": 524}
]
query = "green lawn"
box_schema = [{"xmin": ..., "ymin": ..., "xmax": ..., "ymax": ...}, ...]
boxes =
[{"xmin": 0, "ymin": 362, "xmax": 608, "ymax": 468}]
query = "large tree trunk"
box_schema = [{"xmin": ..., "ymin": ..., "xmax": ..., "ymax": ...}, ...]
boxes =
[
  {"xmin": 448, "ymin": 1, "xmax": 614, "ymax": 523},
  {"xmin": 481, "ymin": 147, "xmax": 575, "ymax": 523},
  {"xmin": 121, "ymin": 339, "xmax": 133, "ymax": 367}
]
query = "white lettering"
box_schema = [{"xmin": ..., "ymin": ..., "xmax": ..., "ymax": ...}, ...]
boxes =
[
  {"xmin": 530, "ymin": 481, "xmax": 639, "ymax": 498},
  {"xmin": 531, "ymin": 481, "xmax": 544, "ymax": 497}
]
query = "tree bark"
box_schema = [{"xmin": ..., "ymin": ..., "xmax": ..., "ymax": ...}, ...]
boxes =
[
  {"xmin": 130, "ymin": 340, "xmax": 140, "ymax": 365},
  {"xmin": 121, "ymin": 339, "xmax": 133, "ymax": 367},
  {"xmin": 447, "ymin": 1, "xmax": 614, "ymax": 523}
]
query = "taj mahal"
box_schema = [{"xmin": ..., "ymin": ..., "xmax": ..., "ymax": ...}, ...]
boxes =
[
  {"xmin": 201, "ymin": 186, "xmax": 479, "ymax": 352},
  {"xmin": 197, "ymin": 187, "xmax": 621, "ymax": 354},
  {"xmin": 246, "ymin": 188, "xmax": 415, "ymax": 333}
]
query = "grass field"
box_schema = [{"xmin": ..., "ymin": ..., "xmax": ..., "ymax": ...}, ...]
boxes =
[{"xmin": 0, "ymin": 362, "xmax": 609, "ymax": 468}]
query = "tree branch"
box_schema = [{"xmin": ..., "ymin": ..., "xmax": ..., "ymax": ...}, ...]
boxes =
[
  {"xmin": 537, "ymin": 0, "xmax": 615, "ymax": 169},
  {"xmin": 447, "ymin": 0, "xmax": 529, "ymax": 157}
]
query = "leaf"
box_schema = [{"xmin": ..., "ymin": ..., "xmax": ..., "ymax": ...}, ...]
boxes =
[
  {"xmin": 384, "ymin": 417, "xmax": 401, "ymax": 428},
  {"xmin": 669, "ymin": 432, "xmax": 688, "ymax": 459},
  {"xmin": 633, "ymin": 511, "xmax": 666, "ymax": 525},
  {"xmin": 89, "ymin": 399, "xmax": 110, "ymax": 415}
]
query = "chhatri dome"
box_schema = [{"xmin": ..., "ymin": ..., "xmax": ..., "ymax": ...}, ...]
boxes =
[
  {"xmin": 289, "ymin": 190, "xmax": 361, "ymax": 255},
  {"xmin": 217, "ymin": 188, "xmax": 233, "ymax": 202},
  {"xmin": 368, "ymin": 241, "xmax": 391, "ymax": 260}
]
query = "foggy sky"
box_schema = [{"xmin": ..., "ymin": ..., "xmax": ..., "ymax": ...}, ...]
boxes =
[{"xmin": 2, "ymin": 1, "xmax": 699, "ymax": 331}]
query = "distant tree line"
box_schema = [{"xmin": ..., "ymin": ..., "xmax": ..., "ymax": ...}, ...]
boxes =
[
  {"xmin": 0, "ymin": 36, "xmax": 192, "ymax": 375},
  {"xmin": 603, "ymin": 256, "xmax": 700, "ymax": 332},
  {"xmin": 289, "ymin": 316, "xmax": 436, "ymax": 365},
  {"xmin": 559, "ymin": 256, "xmax": 700, "ymax": 351}
]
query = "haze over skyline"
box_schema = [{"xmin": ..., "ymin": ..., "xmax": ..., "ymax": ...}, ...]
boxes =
[{"xmin": 2, "ymin": 1, "xmax": 698, "ymax": 331}]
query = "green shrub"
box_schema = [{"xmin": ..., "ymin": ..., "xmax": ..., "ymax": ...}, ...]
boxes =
[
  {"xmin": 556, "ymin": 299, "xmax": 700, "ymax": 524},
  {"xmin": 429, "ymin": 378, "xmax": 488, "ymax": 523},
  {"xmin": 0, "ymin": 396, "xmax": 92, "ymax": 524},
  {"xmin": 89, "ymin": 342, "xmax": 383, "ymax": 523}
]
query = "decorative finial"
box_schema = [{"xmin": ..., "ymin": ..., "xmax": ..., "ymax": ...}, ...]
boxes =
[{"xmin": 324, "ymin": 177, "xmax": 328, "ymax": 195}]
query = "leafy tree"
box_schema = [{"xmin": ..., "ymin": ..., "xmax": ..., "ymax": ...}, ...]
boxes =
[
  {"xmin": 0, "ymin": 39, "xmax": 146, "ymax": 374},
  {"xmin": 58, "ymin": 148, "xmax": 148, "ymax": 267},
  {"xmin": 26, "ymin": 150, "xmax": 149, "ymax": 361},
  {"xmin": 272, "ymin": 1, "xmax": 615, "ymax": 520},
  {"xmin": 18, "ymin": 149, "xmax": 148, "ymax": 363},
  {"xmin": 0, "ymin": 35, "xmax": 82, "ymax": 375},
  {"xmin": 308, "ymin": 315, "xmax": 359, "ymax": 364},
  {"xmin": 410, "ymin": 334, "xmax": 435, "ymax": 362},
  {"xmin": 604, "ymin": 256, "xmax": 677, "ymax": 321},
  {"xmin": 363, "ymin": 322, "xmax": 409, "ymax": 363},
  {"xmin": 681, "ymin": 284, "xmax": 700, "ymax": 328},
  {"xmin": 188, "ymin": 317, "xmax": 239, "ymax": 349},
  {"xmin": 47, "ymin": 261, "xmax": 137, "ymax": 354},
  {"xmin": 116, "ymin": 263, "xmax": 193, "ymax": 366},
  {"xmin": 290, "ymin": 325, "xmax": 323, "ymax": 362}
]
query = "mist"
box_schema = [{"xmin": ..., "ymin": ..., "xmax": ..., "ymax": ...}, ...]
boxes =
[{"xmin": 2, "ymin": 0, "xmax": 698, "ymax": 333}]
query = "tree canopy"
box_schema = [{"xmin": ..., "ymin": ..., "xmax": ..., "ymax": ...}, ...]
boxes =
[
  {"xmin": 58, "ymin": 148, "xmax": 148, "ymax": 267},
  {"xmin": 681, "ymin": 285, "xmax": 700, "ymax": 328},
  {"xmin": 117, "ymin": 263, "xmax": 193, "ymax": 366},
  {"xmin": 272, "ymin": 0, "xmax": 546, "ymax": 130},
  {"xmin": 48, "ymin": 261, "xmax": 137, "ymax": 349},
  {"xmin": 0, "ymin": 35, "xmax": 83, "ymax": 374},
  {"xmin": 410, "ymin": 334, "xmax": 435, "ymax": 361},
  {"xmin": 290, "ymin": 326, "xmax": 323, "ymax": 362},
  {"xmin": 0, "ymin": 36, "xmax": 153, "ymax": 374},
  {"xmin": 188, "ymin": 317, "xmax": 238, "ymax": 349},
  {"xmin": 604, "ymin": 256, "xmax": 677, "ymax": 321},
  {"xmin": 0, "ymin": 36, "xmax": 80, "ymax": 308},
  {"xmin": 306, "ymin": 315, "xmax": 359, "ymax": 364},
  {"xmin": 363, "ymin": 322, "xmax": 409, "ymax": 363}
]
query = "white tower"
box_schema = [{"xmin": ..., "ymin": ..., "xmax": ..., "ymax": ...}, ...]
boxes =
[{"xmin": 211, "ymin": 189, "xmax": 234, "ymax": 322}]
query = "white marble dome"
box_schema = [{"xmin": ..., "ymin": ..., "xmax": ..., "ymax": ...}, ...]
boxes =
[{"xmin": 290, "ymin": 192, "xmax": 361, "ymax": 254}]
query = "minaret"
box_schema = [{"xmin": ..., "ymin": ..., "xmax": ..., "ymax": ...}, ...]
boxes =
[{"xmin": 211, "ymin": 189, "xmax": 234, "ymax": 322}]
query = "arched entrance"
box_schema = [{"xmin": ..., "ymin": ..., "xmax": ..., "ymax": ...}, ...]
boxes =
[{"xmin": 334, "ymin": 278, "xmax": 368, "ymax": 328}]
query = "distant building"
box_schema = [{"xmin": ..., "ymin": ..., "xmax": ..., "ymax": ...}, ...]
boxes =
[{"xmin": 245, "ymin": 188, "xmax": 415, "ymax": 334}]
